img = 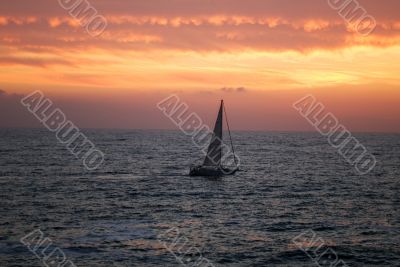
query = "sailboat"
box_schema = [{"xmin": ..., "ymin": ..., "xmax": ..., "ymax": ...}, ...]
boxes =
[{"xmin": 189, "ymin": 100, "xmax": 239, "ymax": 177}]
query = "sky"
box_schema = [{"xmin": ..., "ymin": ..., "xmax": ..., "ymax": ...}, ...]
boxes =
[{"xmin": 0, "ymin": 0, "xmax": 399, "ymax": 132}]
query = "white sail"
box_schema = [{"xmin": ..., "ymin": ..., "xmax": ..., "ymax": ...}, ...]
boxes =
[{"xmin": 203, "ymin": 100, "xmax": 223, "ymax": 166}]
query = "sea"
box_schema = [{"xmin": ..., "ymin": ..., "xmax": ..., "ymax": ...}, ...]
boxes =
[{"xmin": 0, "ymin": 128, "xmax": 399, "ymax": 266}]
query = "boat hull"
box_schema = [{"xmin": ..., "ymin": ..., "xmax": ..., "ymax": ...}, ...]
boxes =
[{"xmin": 189, "ymin": 165, "xmax": 238, "ymax": 177}]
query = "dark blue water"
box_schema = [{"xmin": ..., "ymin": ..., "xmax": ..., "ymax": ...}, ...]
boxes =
[{"xmin": 0, "ymin": 129, "xmax": 399, "ymax": 266}]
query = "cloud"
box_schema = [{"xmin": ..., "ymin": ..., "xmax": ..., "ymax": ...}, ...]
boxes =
[
  {"xmin": 1, "ymin": 16, "xmax": 400, "ymax": 54},
  {"xmin": 0, "ymin": 56, "xmax": 74, "ymax": 68},
  {"xmin": 0, "ymin": 0, "xmax": 400, "ymax": 56},
  {"xmin": 221, "ymin": 87, "xmax": 247, "ymax": 93}
]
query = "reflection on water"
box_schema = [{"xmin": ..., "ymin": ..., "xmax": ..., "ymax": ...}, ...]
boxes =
[{"xmin": 0, "ymin": 129, "xmax": 399, "ymax": 266}]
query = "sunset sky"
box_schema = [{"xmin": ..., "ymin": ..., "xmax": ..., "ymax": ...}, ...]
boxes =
[{"xmin": 1, "ymin": 0, "xmax": 399, "ymax": 132}]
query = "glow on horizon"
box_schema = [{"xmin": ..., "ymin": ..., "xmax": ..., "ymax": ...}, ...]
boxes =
[{"xmin": 2, "ymin": 45, "xmax": 400, "ymax": 94}]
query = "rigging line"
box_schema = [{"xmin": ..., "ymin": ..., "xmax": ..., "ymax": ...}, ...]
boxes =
[{"xmin": 223, "ymin": 101, "xmax": 238, "ymax": 167}]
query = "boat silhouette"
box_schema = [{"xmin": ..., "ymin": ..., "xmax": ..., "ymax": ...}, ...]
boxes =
[{"xmin": 190, "ymin": 100, "xmax": 239, "ymax": 177}]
